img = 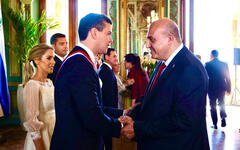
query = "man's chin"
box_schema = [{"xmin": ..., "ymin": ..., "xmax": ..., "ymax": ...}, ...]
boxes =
[
  {"xmin": 99, "ymin": 49, "xmax": 107, "ymax": 54},
  {"xmin": 151, "ymin": 54, "xmax": 156, "ymax": 59}
]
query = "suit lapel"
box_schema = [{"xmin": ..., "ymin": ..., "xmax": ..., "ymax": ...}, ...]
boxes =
[
  {"xmin": 102, "ymin": 63, "xmax": 111, "ymax": 72},
  {"xmin": 155, "ymin": 63, "xmax": 176, "ymax": 89},
  {"xmin": 142, "ymin": 47, "xmax": 188, "ymax": 109},
  {"xmin": 54, "ymin": 56, "xmax": 63, "ymax": 66},
  {"xmin": 54, "ymin": 56, "xmax": 62, "ymax": 62},
  {"xmin": 142, "ymin": 62, "xmax": 176, "ymax": 108},
  {"xmin": 102, "ymin": 63, "xmax": 117, "ymax": 83}
]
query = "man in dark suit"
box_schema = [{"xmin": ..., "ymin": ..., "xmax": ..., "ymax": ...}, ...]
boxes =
[
  {"xmin": 50, "ymin": 13, "xmax": 124, "ymax": 150},
  {"xmin": 98, "ymin": 48, "xmax": 119, "ymax": 150},
  {"xmin": 47, "ymin": 33, "xmax": 68, "ymax": 84},
  {"xmin": 119, "ymin": 18, "xmax": 210, "ymax": 150},
  {"xmin": 205, "ymin": 50, "xmax": 231, "ymax": 129}
]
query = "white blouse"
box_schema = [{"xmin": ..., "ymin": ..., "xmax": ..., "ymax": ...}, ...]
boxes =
[{"xmin": 23, "ymin": 79, "xmax": 55, "ymax": 139}]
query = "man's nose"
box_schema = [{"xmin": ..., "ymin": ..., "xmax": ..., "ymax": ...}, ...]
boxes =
[
  {"xmin": 52, "ymin": 59, "xmax": 56, "ymax": 65},
  {"xmin": 64, "ymin": 43, "xmax": 68, "ymax": 48},
  {"xmin": 109, "ymin": 37, "xmax": 113, "ymax": 43},
  {"xmin": 146, "ymin": 40, "xmax": 150, "ymax": 48}
]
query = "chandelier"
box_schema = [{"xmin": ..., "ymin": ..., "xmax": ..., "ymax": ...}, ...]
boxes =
[{"xmin": 147, "ymin": 10, "xmax": 159, "ymax": 27}]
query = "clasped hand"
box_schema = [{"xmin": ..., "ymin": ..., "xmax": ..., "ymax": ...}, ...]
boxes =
[
  {"xmin": 120, "ymin": 102, "xmax": 141, "ymax": 139},
  {"xmin": 118, "ymin": 116, "xmax": 135, "ymax": 139}
]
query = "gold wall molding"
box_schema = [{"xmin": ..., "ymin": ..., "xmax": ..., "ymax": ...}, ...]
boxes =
[
  {"xmin": 158, "ymin": 0, "xmax": 165, "ymax": 18},
  {"xmin": 120, "ymin": 0, "xmax": 127, "ymax": 78}
]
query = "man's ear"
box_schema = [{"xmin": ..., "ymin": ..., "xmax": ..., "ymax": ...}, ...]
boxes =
[
  {"xmin": 89, "ymin": 28, "xmax": 98, "ymax": 40},
  {"xmin": 105, "ymin": 55, "xmax": 109, "ymax": 61},
  {"xmin": 168, "ymin": 33, "xmax": 174, "ymax": 42},
  {"xmin": 51, "ymin": 44, "xmax": 56, "ymax": 50}
]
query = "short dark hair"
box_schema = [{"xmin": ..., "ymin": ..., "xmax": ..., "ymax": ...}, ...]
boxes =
[
  {"xmin": 50, "ymin": 33, "xmax": 66, "ymax": 44},
  {"xmin": 124, "ymin": 54, "xmax": 136, "ymax": 65},
  {"xmin": 124, "ymin": 53, "xmax": 146, "ymax": 76},
  {"xmin": 78, "ymin": 13, "xmax": 112, "ymax": 41},
  {"xmin": 211, "ymin": 50, "xmax": 219, "ymax": 57},
  {"xmin": 104, "ymin": 48, "xmax": 115, "ymax": 60}
]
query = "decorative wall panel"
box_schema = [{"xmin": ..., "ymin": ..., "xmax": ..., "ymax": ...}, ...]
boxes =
[{"xmin": 108, "ymin": 0, "xmax": 119, "ymax": 52}]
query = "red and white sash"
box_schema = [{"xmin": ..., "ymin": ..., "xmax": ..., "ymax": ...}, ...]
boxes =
[{"xmin": 63, "ymin": 50, "xmax": 97, "ymax": 71}]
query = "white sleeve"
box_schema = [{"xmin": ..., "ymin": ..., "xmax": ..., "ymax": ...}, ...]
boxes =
[{"xmin": 23, "ymin": 81, "xmax": 44, "ymax": 138}]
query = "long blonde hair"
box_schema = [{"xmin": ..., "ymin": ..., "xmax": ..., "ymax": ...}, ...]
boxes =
[{"xmin": 23, "ymin": 43, "xmax": 53, "ymax": 86}]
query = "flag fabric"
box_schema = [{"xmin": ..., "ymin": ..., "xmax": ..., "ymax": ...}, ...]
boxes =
[{"xmin": 0, "ymin": 2, "xmax": 10, "ymax": 119}]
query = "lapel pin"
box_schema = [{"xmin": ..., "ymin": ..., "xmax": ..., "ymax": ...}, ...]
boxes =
[{"xmin": 172, "ymin": 64, "xmax": 175, "ymax": 68}]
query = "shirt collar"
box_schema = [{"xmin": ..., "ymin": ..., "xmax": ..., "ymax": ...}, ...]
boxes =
[
  {"xmin": 164, "ymin": 43, "xmax": 183, "ymax": 66},
  {"xmin": 54, "ymin": 53, "xmax": 67, "ymax": 62},
  {"xmin": 103, "ymin": 62, "xmax": 112, "ymax": 70},
  {"xmin": 78, "ymin": 42, "xmax": 96, "ymax": 67}
]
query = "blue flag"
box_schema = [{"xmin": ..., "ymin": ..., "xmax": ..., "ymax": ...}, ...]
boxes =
[
  {"xmin": 0, "ymin": 54, "xmax": 9, "ymax": 119},
  {"xmin": 0, "ymin": 2, "xmax": 9, "ymax": 119}
]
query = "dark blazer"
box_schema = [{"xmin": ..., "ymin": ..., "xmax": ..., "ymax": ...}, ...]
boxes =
[
  {"xmin": 50, "ymin": 46, "xmax": 122, "ymax": 150},
  {"xmin": 47, "ymin": 56, "xmax": 62, "ymax": 84},
  {"xmin": 131, "ymin": 46, "xmax": 210, "ymax": 150},
  {"xmin": 98, "ymin": 63, "xmax": 118, "ymax": 108},
  {"xmin": 205, "ymin": 58, "xmax": 231, "ymax": 95}
]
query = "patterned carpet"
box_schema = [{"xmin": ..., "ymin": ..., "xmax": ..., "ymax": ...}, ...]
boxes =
[{"xmin": 0, "ymin": 125, "xmax": 26, "ymax": 150}]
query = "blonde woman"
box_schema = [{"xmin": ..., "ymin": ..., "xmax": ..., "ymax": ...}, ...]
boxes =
[{"xmin": 23, "ymin": 43, "xmax": 55, "ymax": 150}]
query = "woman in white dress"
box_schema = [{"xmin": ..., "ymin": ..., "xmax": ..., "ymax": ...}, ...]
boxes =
[{"xmin": 23, "ymin": 43, "xmax": 56, "ymax": 150}]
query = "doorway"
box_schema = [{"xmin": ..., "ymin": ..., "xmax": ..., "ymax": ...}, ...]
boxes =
[{"xmin": 194, "ymin": 0, "xmax": 239, "ymax": 105}]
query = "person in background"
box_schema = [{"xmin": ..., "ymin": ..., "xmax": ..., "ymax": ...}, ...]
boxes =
[
  {"xmin": 119, "ymin": 18, "xmax": 210, "ymax": 150},
  {"xmin": 205, "ymin": 50, "xmax": 231, "ymax": 129},
  {"xmin": 98, "ymin": 48, "xmax": 119, "ymax": 150},
  {"xmin": 47, "ymin": 33, "xmax": 68, "ymax": 84},
  {"xmin": 112, "ymin": 63, "xmax": 126, "ymax": 109},
  {"xmin": 113, "ymin": 63, "xmax": 135, "ymax": 109},
  {"xmin": 95, "ymin": 54, "xmax": 103, "ymax": 69},
  {"xmin": 23, "ymin": 43, "xmax": 55, "ymax": 150},
  {"xmin": 124, "ymin": 54, "xmax": 149, "ymax": 106}
]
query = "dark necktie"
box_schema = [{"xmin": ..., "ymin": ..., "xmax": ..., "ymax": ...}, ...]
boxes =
[{"xmin": 149, "ymin": 63, "xmax": 166, "ymax": 92}]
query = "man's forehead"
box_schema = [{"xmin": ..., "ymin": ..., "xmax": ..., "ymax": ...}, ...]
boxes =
[
  {"xmin": 147, "ymin": 27, "xmax": 156, "ymax": 38},
  {"xmin": 110, "ymin": 50, "xmax": 115, "ymax": 54},
  {"xmin": 103, "ymin": 21, "xmax": 111, "ymax": 27},
  {"xmin": 104, "ymin": 23, "xmax": 112, "ymax": 30},
  {"xmin": 148, "ymin": 25, "xmax": 164, "ymax": 36},
  {"xmin": 56, "ymin": 37, "xmax": 67, "ymax": 42}
]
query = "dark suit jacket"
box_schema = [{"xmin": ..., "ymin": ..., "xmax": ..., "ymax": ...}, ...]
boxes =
[
  {"xmin": 98, "ymin": 63, "xmax": 118, "ymax": 108},
  {"xmin": 50, "ymin": 46, "xmax": 122, "ymax": 150},
  {"xmin": 205, "ymin": 58, "xmax": 231, "ymax": 95},
  {"xmin": 47, "ymin": 56, "xmax": 62, "ymax": 84},
  {"xmin": 131, "ymin": 46, "xmax": 210, "ymax": 150}
]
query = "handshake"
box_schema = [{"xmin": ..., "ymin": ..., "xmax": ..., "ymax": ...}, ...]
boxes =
[
  {"xmin": 119, "ymin": 102, "xmax": 140, "ymax": 139},
  {"xmin": 118, "ymin": 115, "xmax": 135, "ymax": 139}
]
